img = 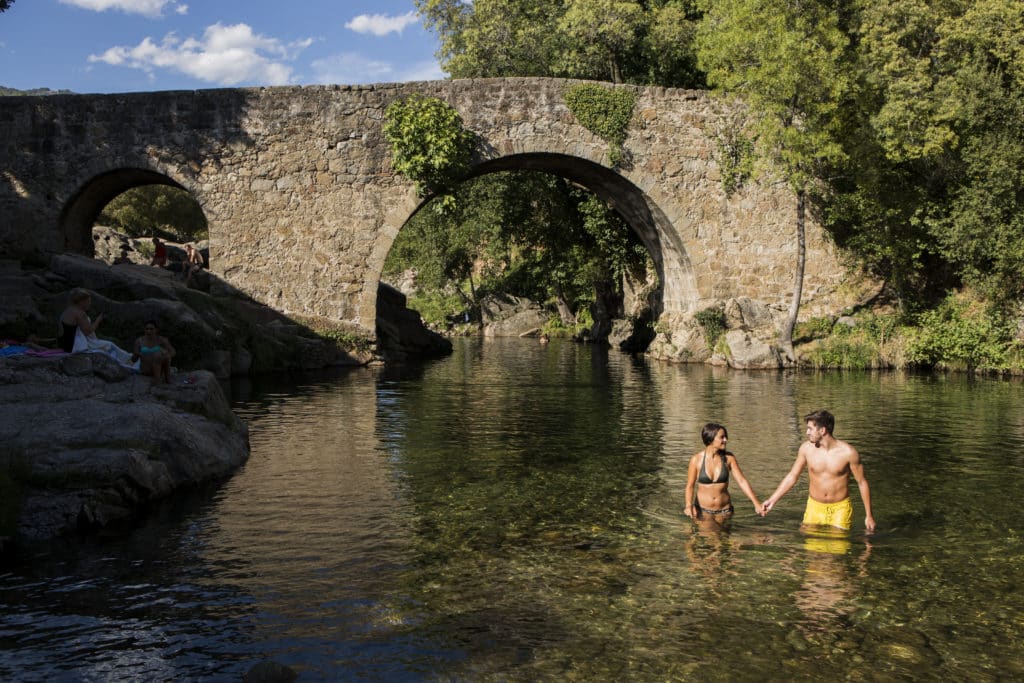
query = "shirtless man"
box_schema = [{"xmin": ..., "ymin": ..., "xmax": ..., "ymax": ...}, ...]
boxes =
[{"xmin": 762, "ymin": 409, "xmax": 875, "ymax": 532}]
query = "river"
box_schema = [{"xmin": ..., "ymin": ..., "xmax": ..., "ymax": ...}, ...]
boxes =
[{"xmin": 2, "ymin": 337, "xmax": 1023, "ymax": 681}]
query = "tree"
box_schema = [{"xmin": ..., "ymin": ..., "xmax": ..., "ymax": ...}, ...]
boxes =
[
  {"xmin": 0, "ymin": 1, "xmax": 14, "ymax": 13},
  {"xmin": 98, "ymin": 185, "xmax": 208, "ymax": 242},
  {"xmin": 558, "ymin": 0, "xmax": 646, "ymax": 83},
  {"xmin": 696, "ymin": 0, "xmax": 852, "ymax": 362},
  {"xmin": 854, "ymin": 0, "xmax": 1024, "ymax": 304}
]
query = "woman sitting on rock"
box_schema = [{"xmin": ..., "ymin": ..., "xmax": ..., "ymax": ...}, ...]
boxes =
[
  {"xmin": 59, "ymin": 288, "xmax": 135, "ymax": 367},
  {"xmin": 132, "ymin": 320, "xmax": 176, "ymax": 384}
]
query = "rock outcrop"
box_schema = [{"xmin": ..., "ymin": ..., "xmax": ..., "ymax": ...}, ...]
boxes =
[
  {"xmin": 480, "ymin": 294, "xmax": 549, "ymax": 338},
  {"xmin": 376, "ymin": 283, "xmax": 453, "ymax": 359},
  {"xmin": 0, "ymin": 352, "xmax": 249, "ymax": 542}
]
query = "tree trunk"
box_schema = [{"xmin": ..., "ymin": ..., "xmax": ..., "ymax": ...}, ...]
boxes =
[
  {"xmin": 554, "ymin": 283, "xmax": 576, "ymax": 326},
  {"xmin": 610, "ymin": 56, "xmax": 623, "ymax": 84},
  {"xmin": 779, "ymin": 190, "xmax": 806, "ymax": 364}
]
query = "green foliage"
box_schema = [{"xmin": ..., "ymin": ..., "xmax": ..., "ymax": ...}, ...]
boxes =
[
  {"xmin": 793, "ymin": 316, "xmax": 834, "ymax": 344},
  {"xmin": 907, "ymin": 292, "xmax": 1016, "ymax": 371},
  {"xmin": 715, "ymin": 128, "xmax": 755, "ymax": 195},
  {"xmin": 558, "ymin": 0, "xmax": 645, "ymax": 84},
  {"xmin": 98, "ymin": 184, "xmax": 208, "ymax": 242},
  {"xmin": 407, "ymin": 290, "xmax": 468, "ymax": 327},
  {"xmin": 564, "ymin": 83, "xmax": 637, "ymax": 165},
  {"xmin": 694, "ymin": 306, "xmax": 726, "ymax": 348},
  {"xmin": 803, "ymin": 329, "xmax": 882, "ymax": 370},
  {"xmin": 383, "ymin": 94, "xmax": 476, "ymax": 204},
  {"xmin": 416, "ymin": 0, "xmax": 705, "ymax": 88}
]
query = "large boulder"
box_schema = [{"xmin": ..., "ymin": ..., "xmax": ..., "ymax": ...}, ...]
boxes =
[
  {"xmin": 480, "ymin": 294, "xmax": 549, "ymax": 338},
  {"xmin": 376, "ymin": 283, "xmax": 452, "ymax": 359},
  {"xmin": 0, "ymin": 352, "xmax": 249, "ymax": 541}
]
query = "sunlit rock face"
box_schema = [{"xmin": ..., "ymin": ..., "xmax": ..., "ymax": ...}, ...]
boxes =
[{"xmin": 0, "ymin": 78, "xmax": 871, "ymax": 364}]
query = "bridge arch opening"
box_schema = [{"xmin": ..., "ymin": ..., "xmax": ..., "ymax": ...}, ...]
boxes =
[
  {"xmin": 376, "ymin": 152, "xmax": 697, "ymax": 349},
  {"xmin": 60, "ymin": 168, "xmax": 206, "ymax": 261}
]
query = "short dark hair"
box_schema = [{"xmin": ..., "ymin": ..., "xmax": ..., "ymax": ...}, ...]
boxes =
[
  {"xmin": 701, "ymin": 422, "xmax": 728, "ymax": 446},
  {"xmin": 804, "ymin": 409, "xmax": 835, "ymax": 434},
  {"xmin": 143, "ymin": 319, "xmax": 159, "ymax": 329}
]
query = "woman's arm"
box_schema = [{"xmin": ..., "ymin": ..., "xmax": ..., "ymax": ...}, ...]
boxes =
[
  {"xmin": 683, "ymin": 455, "xmax": 699, "ymax": 519},
  {"xmin": 77, "ymin": 310, "xmax": 99, "ymax": 336},
  {"xmin": 727, "ymin": 455, "xmax": 763, "ymax": 514},
  {"xmin": 161, "ymin": 336, "xmax": 176, "ymax": 359}
]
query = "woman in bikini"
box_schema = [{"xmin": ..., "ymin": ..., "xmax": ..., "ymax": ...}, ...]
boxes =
[
  {"xmin": 132, "ymin": 320, "xmax": 176, "ymax": 384},
  {"xmin": 684, "ymin": 422, "xmax": 764, "ymax": 526}
]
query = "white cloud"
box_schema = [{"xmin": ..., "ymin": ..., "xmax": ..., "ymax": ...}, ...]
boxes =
[
  {"xmin": 175, "ymin": 4, "xmax": 188, "ymax": 14},
  {"xmin": 344, "ymin": 11, "xmax": 419, "ymax": 37},
  {"xmin": 400, "ymin": 60, "xmax": 446, "ymax": 82},
  {"xmin": 59, "ymin": 0, "xmax": 184, "ymax": 17},
  {"xmin": 309, "ymin": 53, "xmax": 446, "ymax": 85},
  {"xmin": 88, "ymin": 23, "xmax": 312, "ymax": 86}
]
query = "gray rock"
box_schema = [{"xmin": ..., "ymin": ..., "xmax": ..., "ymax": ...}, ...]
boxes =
[
  {"xmin": 376, "ymin": 282, "xmax": 451, "ymax": 359},
  {"xmin": 0, "ymin": 354, "xmax": 249, "ymax": 541},
  {"xmin": 724, "ymin": 329, "xmax": 782, "ymax": 369},
  {"xmin": 481, "ymin": 294, "xmax": 549, "ymax": 338}
]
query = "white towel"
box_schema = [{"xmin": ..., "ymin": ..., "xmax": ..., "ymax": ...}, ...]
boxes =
[{"xmin": 72, "ymin": 328, "xmax": 139, "ymax": 370}]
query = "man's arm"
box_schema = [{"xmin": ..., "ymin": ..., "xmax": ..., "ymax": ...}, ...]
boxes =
[
  {"xmin": 849, "ymin": 448, "xmax": 876, "ymax": 532},
  {"xmin": 762, "ymin": 449, "xmax": 807, "ymax": 513}
]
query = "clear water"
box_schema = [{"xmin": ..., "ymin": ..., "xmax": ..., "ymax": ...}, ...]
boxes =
[{"xmin": 2, "ymin": 338, "xmax": 1024, "ymax": 681}]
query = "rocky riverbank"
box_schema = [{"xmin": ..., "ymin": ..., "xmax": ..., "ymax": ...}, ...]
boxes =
[
  {"xmin": 0, "ymin": 250, "xmax": 451, "ymax": 545},
  {"xmin": 0, "ymin": 352, "xmax": 248, "ymax": 543}
]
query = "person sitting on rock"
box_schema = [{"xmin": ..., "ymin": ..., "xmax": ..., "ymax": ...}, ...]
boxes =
[
  {"xmin": 182, "ymin": 243, "xmax": 204, "ymax": 285},
  {"xmin": 131, "ymin": 319, "xmax": 176, "ymax": 384},
  {"xmin": 58, "ymin": 288, "xmax": 135, "ymax": 366},
  {"xmin": 112, "ymin": 247, "xmax": 132, "ymax": 265},
  {"xmin": 150, "ymin": 237, "xmax": 168, "ymax": 267}
]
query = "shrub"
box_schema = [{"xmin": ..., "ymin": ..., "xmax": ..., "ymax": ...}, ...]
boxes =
[
  {"xmin": 907, "ymin": 292, "xmax": 1015, "ymax": 370},
  {"xmin": 694, "ymin": 307, "xmax": 726, "ymax": 349}
]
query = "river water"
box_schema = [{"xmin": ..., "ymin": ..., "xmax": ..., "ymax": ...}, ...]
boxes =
[{"xmin": 2, "ymin": 338, "xmax": 1023, "ymax": 681}]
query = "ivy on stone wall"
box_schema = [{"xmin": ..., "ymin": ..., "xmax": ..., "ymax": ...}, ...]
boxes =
[
  {"xmin": 715, "ymin": 128, "xmax": 755, "ymax": 195},
  {"xmin": 383, "ymin": 94, "xmax": 476, "ymax": 213},
  {"xmin": 564, "ymin": 83, "xmax": 637, "ymax": 167}
]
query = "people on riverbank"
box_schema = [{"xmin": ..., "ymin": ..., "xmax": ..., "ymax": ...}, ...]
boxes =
[
  {"xmin": 182, "ymin": 243, "xmax": 203, "ymax": 285},
  {"xmin": 762, "ymin": 409, "xmax": 875, "ymax": 532},
  {"xmin": 132, "ymin": 320, "xmax": 176, "ymax": 384},
  {"xmin": 684, "ymin": 422, "xmax": 764, "ymax": 527},
  {"xmin": 58, "ymin": 288, "xmax": 135, "ymax": 366},
  {"xmin": 150, "ymin": 237, "xmax": 167, "ymax": 267}
]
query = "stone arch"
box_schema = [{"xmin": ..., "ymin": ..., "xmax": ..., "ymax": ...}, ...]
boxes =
[
  {"xmin": 368, "ymin": 152, "xmax": 699, "ymax": 326},
  {"xmin": 59, "ymin": 168, "xmax": 198, "ymax": 257}
]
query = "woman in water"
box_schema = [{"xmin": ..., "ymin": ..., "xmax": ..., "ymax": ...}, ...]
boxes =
[
  {"xmin": 132, "ymin": 320, "xmax": 176, "ymax": 383},
  {"xmin": 684, "ymin": 422, "xmax": 763, "ymax": 526}
]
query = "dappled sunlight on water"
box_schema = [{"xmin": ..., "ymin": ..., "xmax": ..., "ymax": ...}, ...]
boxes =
[{"xmin": 2, "ymin": 338, "xmax": 1023, "ymax": 680}]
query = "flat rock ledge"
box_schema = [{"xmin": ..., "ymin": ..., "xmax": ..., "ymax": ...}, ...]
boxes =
[{"xmin": 0, "ymin": 352, "xmax": 249, "ymax": 543}]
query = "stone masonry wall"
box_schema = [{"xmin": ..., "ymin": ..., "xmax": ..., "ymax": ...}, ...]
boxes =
[{"xmin": 0, "ymin": 78, "xmax": 868, "ymax": 338}]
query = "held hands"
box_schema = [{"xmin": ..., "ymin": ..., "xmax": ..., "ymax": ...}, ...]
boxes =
[{"xmin": 761, "ymin": 498, "xmax": 776, "ymax": 515}]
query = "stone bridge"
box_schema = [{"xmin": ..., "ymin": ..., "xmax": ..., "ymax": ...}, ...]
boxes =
[{"xmin": 0, "ymin": 77, "xmax": 861, "ymax": 342}]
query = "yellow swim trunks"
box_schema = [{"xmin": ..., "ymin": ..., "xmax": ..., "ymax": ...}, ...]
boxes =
[{"xmin": 802, "ymin": 496, "xmax": 853, "ymax": 530}]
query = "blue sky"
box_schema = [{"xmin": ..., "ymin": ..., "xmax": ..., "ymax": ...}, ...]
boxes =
[{"xmin": 0, "ymin": 0, "xmax": 447, "ymax": 93}]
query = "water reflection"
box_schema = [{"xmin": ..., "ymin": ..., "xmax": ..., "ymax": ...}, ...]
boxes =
[{"xmin": 2, "ymin": 339, "xmax": 1024, "ymax": 680}]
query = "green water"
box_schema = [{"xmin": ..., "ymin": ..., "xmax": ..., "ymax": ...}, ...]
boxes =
[{"xmin": 2, "ymin": 337, "xmax": 1023, "ymax": 680}]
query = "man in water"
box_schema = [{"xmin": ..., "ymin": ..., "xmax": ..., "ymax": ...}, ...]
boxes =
[{"xmin": 762, "ymin": 409, "xmax": 876, "ymax": 532}]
